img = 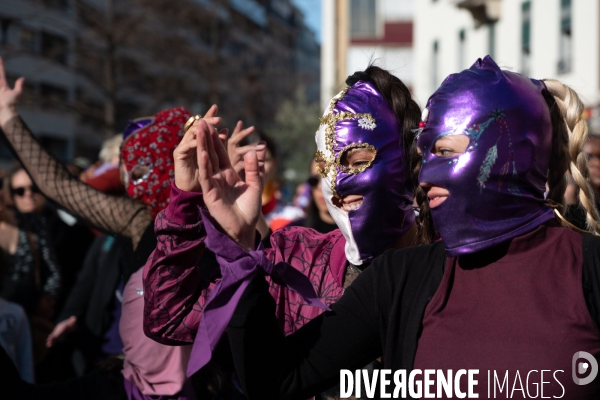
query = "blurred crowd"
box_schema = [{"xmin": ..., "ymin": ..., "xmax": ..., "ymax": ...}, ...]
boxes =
[
  {"xmin": 0, "ymin": 120, "xmax": 337, "ymax": 389},
  {"xmin": 3, "ymin": 54, "xmax": 600, "ymax": 400}
]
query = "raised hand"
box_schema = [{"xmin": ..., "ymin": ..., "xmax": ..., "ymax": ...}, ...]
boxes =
[
  {"xmin": 227, "ymin": 120, "xmax": 258, "ymax": 176},
  {"xmin": 173, "ymin": 104, "xmax": 224, "ymax": 192},
  {"xmin": 196, "ymin": 119, "xmax": 261, "ymax": 250},
  {"xmin": 0, "ymin": 57, "xmax": 24, "ymax": 125}
]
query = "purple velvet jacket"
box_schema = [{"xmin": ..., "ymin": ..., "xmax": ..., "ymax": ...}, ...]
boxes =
[{"xmin": 143, "ymin": 183, "xmax": 347, "ymax": 344}]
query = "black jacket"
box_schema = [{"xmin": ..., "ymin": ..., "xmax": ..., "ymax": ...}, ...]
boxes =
[
  {"xmin": 57, "ymin": 234, "xmax": 126, "ymax": 338},
  {"xmin": 228, "ymin": 232, "xmax": 600, "ymax": 400}
]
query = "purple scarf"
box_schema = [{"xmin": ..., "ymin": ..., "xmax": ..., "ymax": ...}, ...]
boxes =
[{"xmin": 186, "ymin": 208, "xmax": 330, "ymax": 376}]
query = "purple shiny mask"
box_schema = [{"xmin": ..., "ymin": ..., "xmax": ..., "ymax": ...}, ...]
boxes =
[
  {"xmin": 418, "ymin": 56, "xmax": 554, "ymax": 256},
  {"xmin": 122, "ymin": 118, "xmax": 155, "ymax": 140},
  {"xmin": 315, "ymin": 80, "xmax": 415, "ymax": 265}
]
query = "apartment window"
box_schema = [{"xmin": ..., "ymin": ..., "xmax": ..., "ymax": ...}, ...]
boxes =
[
  {"xmin": 521, "ymin": 1, "xmax": 531, "ymax": 75},
  {"xmin": 20, "ymin": 81, "xmax": 37, "ymax": 106},
  {"xmin": 43, "ymin": 0, "xmax": 71, "ymax": 13},
  {"xmin": 41, "ymin": 32, "xmax": 68, "ymax": 64},
  {"xmin": 458, "ymin": 29, "xmax": 466, "ymax": 71},
  {"xmin": 0, "ymin": 18, "xmax": 10, "ymax": 45},
  {"xmin": 558, "ymin": 0, "xmax": 572, "ymax": 74},
  {"xmin": 20, "ymin": 28, "xmax": 36, "ymax": 53},
  {"xmin": 40, "ymin": 83, "xmax": 69, "ymax": 109},
  {"xmin": 432, "ymin": 40, "xmax": 439, "ymax": 90},
  {"xmin": 350, "ymin": 0, "xmax": 377, "ymax": 38}
]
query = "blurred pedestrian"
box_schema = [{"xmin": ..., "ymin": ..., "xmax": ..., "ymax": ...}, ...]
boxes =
[
  {"xmin": 286, "ymin": 160, "xmax": 337, "ymax": 234},
  {"xmin": 0, "ymin": 170, "xmax": 34, "ymax": 383},
  {"xmin": 0, "ymin": 296, "xmax": 34, "ymax": 383},
  {"xmin": 1, "ymin": 168, "xmax": 61, "ymax": 374},
  {"xmin": 0, "ymin": 56, "xmax": 209, "ymax": 399},
  {"xmin": 81, "ymin": 134, "xmax": 125, "ymax": 196},
  {"xmin": 260, "ymin": 135, "xmax": 304, "ymax": 231}
]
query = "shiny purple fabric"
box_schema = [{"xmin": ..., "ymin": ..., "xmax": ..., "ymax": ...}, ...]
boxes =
[
  {"xmin": 332, "ymin": 81, "xmax": 415, "ymax": 262},
  {"xmin": 122, "ymin": 118, "xmax": 154, "ymax": 140},
  {"xmin": 418, "ymin": 56, "xmax": 554, "ymax": 256}
]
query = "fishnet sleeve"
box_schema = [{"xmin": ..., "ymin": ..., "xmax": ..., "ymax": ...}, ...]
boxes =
[{"xmin": 0, "ymin": 116, "xmax": 152, "ymax": 248}]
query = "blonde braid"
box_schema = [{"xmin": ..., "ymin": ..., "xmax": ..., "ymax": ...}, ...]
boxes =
[{"xmin": 544, "ymin": 79, "xmax": 600, "ymax": 235}]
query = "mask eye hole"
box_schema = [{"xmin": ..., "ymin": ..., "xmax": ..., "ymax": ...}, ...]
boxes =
[
  {"xmin": 129, "ymin": 164, "xmax": 152, "ymax": 184},
  {"xmin": 338, "ymin": 144, "xmax": 376, "ymax": 174},
  {"xmin": 432, "ymin": 134, "xmax": 470, "ymax": 157}
]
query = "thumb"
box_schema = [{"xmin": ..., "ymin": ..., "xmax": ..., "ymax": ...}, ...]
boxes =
[
  {"xmin": 218, "ymin": 128, "xmax": 228, "ymax": 147},
  {"xmin": 14, "ymin": 77, "xmax": 24, "ymax": 94},
  {"xmin": 243, "ymin": 150, "xmax": 261, "ymax": 192},
  {"xmin": 255, "ymin": 143, "xmax": 266, "ymax": 181}
]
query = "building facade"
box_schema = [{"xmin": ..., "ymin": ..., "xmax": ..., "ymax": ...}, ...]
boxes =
[
  {"xmin": 0, "ymin": 0, "xmax": 320, "ymax": 164},
  {"xmin": 413, "ymin": 0, "xmax": 600, "ymax": 122},
  {"xmin": 321, "ymin": 0, "xmax": 414, "ymax": 108}
]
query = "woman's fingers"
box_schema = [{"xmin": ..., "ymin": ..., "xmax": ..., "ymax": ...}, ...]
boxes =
[
  {"xmin": 205, "ymin": 117, "xmax": 221, "ymax": 126},
  {"xmin": 201, "ymin": 121, "xmax": 220, "ymax": 173},
  {"xmin": 235, "ymin": 143, "xmax": 261, "ymax": 157},
  {"xmin": 175, "ymin": 126, "xmax": 199, "ymax": 156},
  {"xmin": 181, "ymin": 123, "xmax": 199, "ymax": 143},
  {"xmin": 175, "ymin": 139, "xmax": 198, "ymax": 157},
  {"xmin": 197, "ymin": 126, "xmax": 214, "ymax": 194},
  {"xmin": 255, "ymin": 143, "xmax": 267, "ymax": 179},
  {"xmin": 0, "ymin": 59, "xmax": 24, "ymax": 93},
  {"xmin": 218, "ymin": 128, "xmax": 228, "ymax": 147},
  {"xmin": 204, "ymin": 104, "xmax": 218, "ymax": 118},
  {"xmin": 243, "ymin": 150, "xmax": 261, "ymax": 192},
  {"xmin": 0, "ymin": 58, "xmax": 6, "ymax": 87},
  {"xmin": 229, "ymin": 121, "xmax": 244, "ymax": 145},
  {"xmin": 230, "ymin": 122, "xmax": 255, "ymax": 146},
  {"xmin": 193, "ymin": 117, "xmax": 221, "ymax": 129},
  {"xmin": 212, "ymin": 127, "xmax": 234, "ymax": 171},
  {"xmin": 198, "ymin": 150, "xmax": 214, "ymax": 195},
  {"xmin": 13, "ymin": 77, "xmax": 24, "ymax": 95}
]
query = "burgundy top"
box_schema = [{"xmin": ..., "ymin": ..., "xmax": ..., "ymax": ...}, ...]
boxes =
[{"xmin": 414, "ymin": 223, "xmax": 600, "ymax": 398}]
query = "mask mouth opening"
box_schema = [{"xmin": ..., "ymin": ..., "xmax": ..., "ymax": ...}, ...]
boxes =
[{"xmin": 332, "ymin": 194, "xmax": 364, "ymax": 212}]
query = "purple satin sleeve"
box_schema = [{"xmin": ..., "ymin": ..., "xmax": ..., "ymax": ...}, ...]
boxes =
[
  {"xmin": 143, "ymin": 182, "xmax": 211, "ymax": 345},
  {"xmin": 187, "ymin": 208, "xmax": 331, "ymax": 376}
]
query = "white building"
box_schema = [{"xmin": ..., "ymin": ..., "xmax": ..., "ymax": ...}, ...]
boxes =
[
  {"xmin": 413, "ymin": 0, "xmax": 600, "ymax": 126},
  {"xmin": 321, "ymin": 0, "xmax": 415, "ymax": 108}
]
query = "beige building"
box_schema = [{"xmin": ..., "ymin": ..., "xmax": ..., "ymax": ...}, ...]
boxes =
[
  {"xmin": 0, "ymin": 0, "xmax": 320, "ymax": 165},
  {"xmin": 321, "ymin": 0, "xmax": 415, "ymax": 108}
]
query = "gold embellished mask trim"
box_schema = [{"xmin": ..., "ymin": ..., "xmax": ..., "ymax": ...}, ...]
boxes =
[
  {"xmin": 316, "ymin": 87, "xmax": 378, "ymax": 198},
  {"xmin": 315, "ymin": 150, "xmax": 328, "ymax": 177}
]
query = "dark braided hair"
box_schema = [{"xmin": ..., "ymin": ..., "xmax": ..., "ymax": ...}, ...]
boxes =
[{"xmin": 346, "ymin": 65, "xmax": 426, "ymax": 244}]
